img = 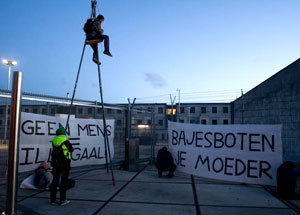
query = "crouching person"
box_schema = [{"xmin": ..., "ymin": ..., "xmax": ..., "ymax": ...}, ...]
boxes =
[
  {"xmin": 277, "ymin": 161, "xmax": 300, "ymax": 199},
  {"xmin": 34, "ymin": 162, "xmax": 53, "ymax": 189},
  {"xmin": 155, "ymin": 147, "xmax": 176, "ymax": 178}
]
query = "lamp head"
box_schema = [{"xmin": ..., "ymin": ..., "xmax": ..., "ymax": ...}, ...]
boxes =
[
  {"xmin": 2, "ymin": 59, "xmax": 18, "ymax": 66},
  {"xmin": 2, "ymin": 59, "xmax": 8, "ymax": 65}
]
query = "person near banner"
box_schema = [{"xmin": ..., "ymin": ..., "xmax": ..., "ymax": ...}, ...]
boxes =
[
  {"xmin": 155, "ymin": 147, "xmax": 176, "ymax": 178},
  {"xmin": 34, "ymin": 162, "xmax": 53, "ymax": 189},
  {"xmin": 50, "ymin": 127, "xmax": 74, "ymax": 206},
  {"xmin": 277, "ymin": 161, "xmax": 300, "ymax": 199}
]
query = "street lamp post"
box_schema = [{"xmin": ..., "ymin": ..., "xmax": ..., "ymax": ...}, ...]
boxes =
[
  {"xmin": 2, "ymin": 59, "xmax": 18, "ymax": 142},
  {"xmin": 176, "ymin": 89, "xmax": 180, "ymax": 122}
]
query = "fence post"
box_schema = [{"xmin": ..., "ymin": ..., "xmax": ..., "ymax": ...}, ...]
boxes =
[
  {"xmin": 151, "ymin": 106, "xmax": 156, "ymax": 164},
  {"xmin": 124, "ymin": 105, "xmax": 130, "ymax": 170},
  {"xmin": 6, "ymin": 72, "xmax": 22, "ymax": 215}
]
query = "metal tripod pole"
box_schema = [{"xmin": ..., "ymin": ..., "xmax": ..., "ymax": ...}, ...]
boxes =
[
  {"xmin": 66, "ymin": 42, "xmax": 87, "ymax": 129},
  {"xmin": 96, "ymin": 56, "xmax": 115, "ymax": 186}
]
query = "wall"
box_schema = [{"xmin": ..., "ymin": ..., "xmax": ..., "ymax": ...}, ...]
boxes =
[{"xmin": 233, "ymin": 58, "xmax": 300, "ymax": 162}]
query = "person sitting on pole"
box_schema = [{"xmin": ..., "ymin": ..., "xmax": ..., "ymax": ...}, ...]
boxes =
[
  {"xmin": 85, "ymin": 14, "xmax": 112, "ymax": 65},
  {"xmin": 155, "ymin": 147, "xmax": 176, "ymax": 178}
]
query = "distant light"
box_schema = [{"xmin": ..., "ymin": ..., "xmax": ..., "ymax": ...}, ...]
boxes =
[
  {"xmin": 2, "ymin": 59, "xmax": 18, "ymax": 66},
  {"xmin": 2, "ymin": 59, "xmax": 8, "ymax": 65},
  {"xmin": 138, "ymin": 125, "xmax": 149, "ymax": 128}
]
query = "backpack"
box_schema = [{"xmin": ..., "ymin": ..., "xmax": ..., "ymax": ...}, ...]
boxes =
[
  {"xmin": 83, "ymin": 18, "xmax": 95, "ymax": 34},
  {"xmin": 50, "ymin": 144, "xmax": 66, "ymax": 167}
]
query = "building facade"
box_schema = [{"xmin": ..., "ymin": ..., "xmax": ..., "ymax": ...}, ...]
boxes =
[{"xmin": 0, "ymin": 99, "xmax": 231, "ymax": 143}]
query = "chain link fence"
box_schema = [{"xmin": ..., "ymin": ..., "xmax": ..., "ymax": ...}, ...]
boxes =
[{"xmin": 0, "ymin": 89, "xmax": 159, "ymax": 212}]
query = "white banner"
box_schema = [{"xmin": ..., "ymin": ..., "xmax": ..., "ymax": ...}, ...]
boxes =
[
  {"xmin": 19, "ymin": 112, "xmax": 114, "ymax": 172},
  {"xmin": 168, "ymin": 121, "xmax": 282, "ymax": 185}
]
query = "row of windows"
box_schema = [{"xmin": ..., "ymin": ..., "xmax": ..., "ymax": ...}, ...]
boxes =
[
  {"xmin": 0, "ymin": 106, "xmax": 229, "ymax": 116},
  {"xmin": 202, "ymin": 119, "xmax": 229, "ymax": 124},
  {"xmin": 20, "ymin": 107, "xmax": 123, "ymax": 115},
  {"xmin": 158, "ymin": 106, "xmax": 229, "ymax": 114},
  {"xmin": 180, "ymin": 106, "xmax": 229, "ymax": 114},
  {"xmin": 179, "ymin": 119, "xmax": 229, "ymax": 125}
]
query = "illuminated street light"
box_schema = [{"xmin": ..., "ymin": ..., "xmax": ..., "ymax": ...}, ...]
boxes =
[
  {"xmin": 2, "ymin": 59, "xmax": 18, "ymax": 66},
  {"xmin": 2, "ymin": 59, "xmax": 18, "ymax": 142}
]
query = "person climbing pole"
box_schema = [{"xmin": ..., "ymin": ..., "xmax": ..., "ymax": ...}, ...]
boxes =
[{"xmin": 85, "ymin": 14, "xmax": 112, "ymax": 65}]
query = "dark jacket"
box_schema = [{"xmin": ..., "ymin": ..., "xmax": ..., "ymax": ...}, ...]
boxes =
[
  {"xmin": 86, "ymin": 19, "xmax": 104, "ymax": 40},
  {"xmin": 156, "ymin": 147, "xmax": 174, "ymax": 170},
  {"xmin": 34, "ymin": 166, "xmax": 48, "ymax": 186}
]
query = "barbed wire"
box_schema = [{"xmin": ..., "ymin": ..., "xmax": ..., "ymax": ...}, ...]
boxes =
[{"xmin": 135, "ymin": 89, "xmax": 249, "ymax": 103}]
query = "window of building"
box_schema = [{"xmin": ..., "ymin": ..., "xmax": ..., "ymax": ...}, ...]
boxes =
[
  {"xmin": 117, "ymin": 109, "xmax": 122, "ymax": 114},
  {"xmin": 25, "ymin": 108, "xmax": 30, "ymax": 113},
  {"xmin": 147, "ymin": 119, "xmax": 151, "ymax": 125},
  {"xmin": 179, "ymin": 119, "xmax": 184, "ymax": 123},
  {"xmin": 212, "ymin": 119, "xmax": 217, "ymax": 125},
  {"xmin": 201, "ymin": 107, "xmax": 206, "ymax": 113},
  {"xmin": 212, "ymin": 107, "xmax": 217, "ymax": 113},
  {"xmin": 190, "ymin": 107, "xmax": 195, "ymax": 113},
  {"xmin": 78, "ymin": 108, "xmax": 83, "ymax": 114},
  {"xmin": 51, "ymin": 108, "xmax": 55, "ymax": 114},
  {"xmin": 33, "ymin": 108, "xmax": 38, "ymax": 114},
  {"xmin": 88, "ymin": 108, "xmax": 93, "ymax": 114},
  {"xmin": 42, "ymin": 108, "xmax": 47, "ymax": 114},
  {"xmin": 166, "ymin": 108, "xmax": 176, "ymax": 115},
  {"xmin": 8, "ymin": 108, "xmax": 10, "ymax": 114},
  {"xmin": 162, "ymin": 133, "xmax": 165, "ymax": 140},
  {"xmin": 0, "ymin": 109, "xmax": 3, "ymax": 114},
  {"xmin": 107, "ymin": 109, "xmax": 112, "ymax": 114},
  {"xmin": 137, "ymin": 108, "xmax": 142, "ymax": 114},
  {"xmin": 180, "ymin": 107, "xmax": 184, "ymax": 113},
  {"xmin": 117, "ymin": 120, "xmax": 122, "ymax": 126},
  {"xmin": 57, "ymin": 106, "xmax": 63, "ymax": 114},
  {"xmin": 223, "ymin": 107, "xmax": 229, "ymax": 113},
  {"xmin": 158, "ymin": 107, "xmax": 163, "ymax": 114},
  {"xmin": 0, "ymin": 120, "xmax": 2, "ymax": 125},
  {"xmin": 137, "ymin": 119, "xmax": 142, "ymax": 125},
  {"xmin": 190, "ymin": 120, "xmax": 195, "ymax": 124},
  {"xmin": 158, "ymin": 120, "xmax": 163, "ymax": 126},
  {"xmin": 147, "ymin": 107, "xmax": 152, "ymax": 112},
  {"xmin": 97, "ymin": 108, "xmax": 102, "ymax": 114},
  {"xmin": 201, "ymin": 119, "xmax": 206, "ymax": 124},
  {"xmin": 223, "ymin": 119, "xmax": 229, "ymax": 124}
]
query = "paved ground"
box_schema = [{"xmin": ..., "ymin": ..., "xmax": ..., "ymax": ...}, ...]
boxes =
[{"xmin": 1, "ymin": 163, "xmax": 300, "ymax": 215}]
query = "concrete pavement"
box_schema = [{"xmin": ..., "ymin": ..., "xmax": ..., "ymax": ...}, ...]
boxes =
[{"xmin": 2, "ymin": 163, "xmax": 300, "ymax": 215}]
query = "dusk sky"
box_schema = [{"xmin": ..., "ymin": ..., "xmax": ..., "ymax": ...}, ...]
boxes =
[{"xmin": 0, "ymin": 0, "xmax": 299, "ymax": 104}]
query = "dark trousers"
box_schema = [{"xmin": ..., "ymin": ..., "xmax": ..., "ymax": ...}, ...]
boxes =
[
  {"xmin": 277, "ymin": 180, "xmax": 296, "ymax": 197},
  {"xmin": 50, "ymin": 165, "xmax": 70, "ymax": 203},
  {"xmin": 90, "ymin": 34, "xmax": 110, "ymax": 55},
  {"xmin": 157, "ymin": 164, "xmax": 176, "ymax": 177}
]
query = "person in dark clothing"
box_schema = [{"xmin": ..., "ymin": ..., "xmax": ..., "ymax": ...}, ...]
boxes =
[
  {"xmin": 86, "ymin": 14, "xmax": 112, "ymax": 65},
  {"xmin": 155, "ymin": 147, "xmax": 176, "ymax": 178},
  {"xmin": 277, "ymin": 161, "xmax": 299, "ymax": 199},
  {"xmin": 34, "ymin": 162, "xmax": 53, "ymax": 189},
  {"xmin": 50, "ymin": 127, "xmax": 74, "ymax": 206}
]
